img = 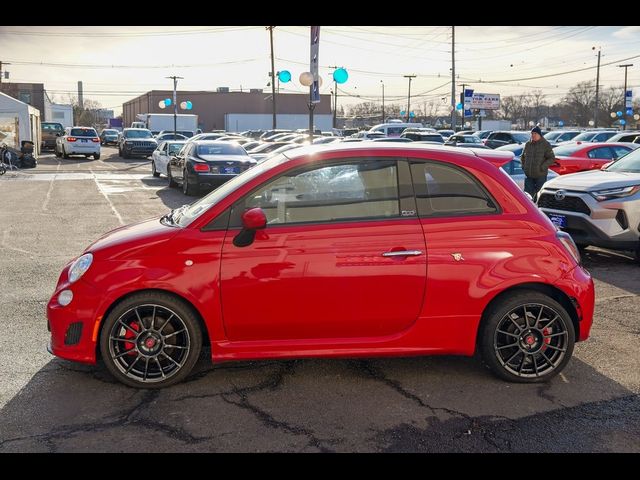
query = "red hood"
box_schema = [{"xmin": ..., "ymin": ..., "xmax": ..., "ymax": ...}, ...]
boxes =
[{"xmin": 86, "ymin": 216, "xmax": 180, "ymax": 260}]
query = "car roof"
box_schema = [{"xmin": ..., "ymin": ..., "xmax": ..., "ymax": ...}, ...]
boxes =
[{"xmin": 281, "ymin": 141, "xmax": 513, "ymax": 167}]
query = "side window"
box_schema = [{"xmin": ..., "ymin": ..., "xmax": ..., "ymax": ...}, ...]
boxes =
[
  {"xmin": 387, "ymin": 126, "xmax": 405, "ymax": 137},
  {"xmin": 587, "ymin": 147, "xmax": 614, "ymax": 159},
  {"xmin": 495, "ymin": 133, "xmax": 509, "ymax": 142},
  {"xmin": 611, "ymin": 146, "xmax": 630, "ymax": 158},
  {"xmin": 235, "ymin": 160, "xmax": 400, "ymax": 225},
  {"xmin": 410, "ymin": 160, "xmax": 498, "ymax": 217},
  {"xmin": 511, "ymin": 160, "xmax": 524, "ymax": 175}
]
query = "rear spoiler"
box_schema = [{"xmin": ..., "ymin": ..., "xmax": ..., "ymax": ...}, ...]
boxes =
[{"xmin": 470, "ymin": 149, "xmax": 514, "ymax": 168}]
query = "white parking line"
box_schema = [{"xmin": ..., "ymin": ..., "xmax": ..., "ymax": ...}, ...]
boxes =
[
  {"xmin": 91, "ymin": 169, "xmax": 125, "ymax": 226},
  {"xmin": 41, "ymin": 160, "xmax": 61, "ymax": 212}
]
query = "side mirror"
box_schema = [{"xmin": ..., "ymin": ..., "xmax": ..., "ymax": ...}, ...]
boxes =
[{"xmin": 234, "ymin": 208, "xmax": 267, "ymax": 247}]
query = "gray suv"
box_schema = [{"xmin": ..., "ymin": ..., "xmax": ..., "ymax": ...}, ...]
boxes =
[
  {"xmin": 537, "ymin": 148, "xmax": 640, "ymax": 262},
  {"xmin": 118, "ymin": 128, "xmax": 158, "ymax": 159}
]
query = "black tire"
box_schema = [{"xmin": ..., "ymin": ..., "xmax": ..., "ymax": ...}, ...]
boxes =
[
  {"xmin": 94, "ymin": 153, "xmax": 100, "ymax": 160},
  {"xmin": 152, "ymin": 160, "xmax": 160, "ymax": 177},
  {"xmin": 478, "ymin": 290, "xmax": 575, "ymax": 383},
  {"xmin": 182, "ymin": 169, "xmax": 199, "ymax": 196},
  {"xmin": 167, "ymin": 165, "xmax": 177, "ymax": 187},
  {"xmin": 635, "ymin": 243, "xmax": 640, "ymax": 266},
  {"xmin": 99, "ymin": 291, "xmax": 203, "ymax": 389},
  {"xmin": 63, "ymin": 147, "xmax": 70, "ymax": 159}
]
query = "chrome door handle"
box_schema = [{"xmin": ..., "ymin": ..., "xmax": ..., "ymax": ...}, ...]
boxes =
[{"xmin": 382, "ymin": 250, "xmax": 423, "ymax": 257}]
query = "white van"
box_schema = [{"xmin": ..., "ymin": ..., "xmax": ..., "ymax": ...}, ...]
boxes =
[{"xmin": 368, "ymin": 122, "xmax": 423, "ymax": 137}]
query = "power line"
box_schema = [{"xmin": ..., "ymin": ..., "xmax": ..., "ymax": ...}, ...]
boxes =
[{"xmin": 0, "ymin": 26, "xmax": 260, "ymax": 38}]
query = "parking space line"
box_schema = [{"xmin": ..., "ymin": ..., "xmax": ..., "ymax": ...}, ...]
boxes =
[
  {"xmin": 90, "ymin": 169, "xmax": 125, "ymax": 226},
  {"xmin": 1, "ymin": 229, "xmax": 36, "ymax": 257},
  {"xmin": 42, "ymin": 160, "xmax": 61, "ymax": 212}
]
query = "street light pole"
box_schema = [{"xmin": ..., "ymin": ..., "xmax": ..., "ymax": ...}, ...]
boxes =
[
  {"xmin": 593, "ymin": 47, "xmax": 601, "ymax": 128},
  {"xmin": 380, "ymin": 80, "xmax": 385, "ymax": 122},
  {"xmin": 267, "ymin": 26, "xmax": 277, "ymax": 129},
  {"xmin": 451, "ymin": 26, "xmax": 456, "ymax": 131},
  {"xmin": 618, "ymin": 63, "xmax": 633, "ymax": 130},
  {"xmin": 404, "ymin": 75, "xmax": 416, "ymax": 122},
  {"xmin": 333, "ymin": 80, "xmax": 338, "ymax": 129},
  {"xmin": 166, "ymin": 75, "xmax": 183, "ymax": 138}
]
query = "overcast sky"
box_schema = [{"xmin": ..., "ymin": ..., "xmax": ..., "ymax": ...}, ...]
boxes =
[{"xmin": 1, "ymin": 26, "xmax": 639, "ymax": 116}]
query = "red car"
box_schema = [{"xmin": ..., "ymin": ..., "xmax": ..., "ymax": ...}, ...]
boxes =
[
  {"xmin": 47, "ymin": 144, "xmax": 594, "ymax": 388},
  {"xmin": 551, "ymin": 142, "xmax": 635, "ymax": 175}
]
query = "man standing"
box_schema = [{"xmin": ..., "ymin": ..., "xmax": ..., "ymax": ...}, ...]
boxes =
[{"xmin": 520, "ymin": 125, "xmax": 556, "ymax": 199}]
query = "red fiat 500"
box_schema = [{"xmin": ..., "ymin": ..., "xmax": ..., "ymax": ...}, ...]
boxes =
[{"xmin": 47, "ymin": 143, "xmax": 594, "ymax": 388}]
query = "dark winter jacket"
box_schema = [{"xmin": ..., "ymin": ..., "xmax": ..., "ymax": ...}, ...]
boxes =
[{"xmin": 520, "ymin": 137, "xmax": 555, "ymax": 179}]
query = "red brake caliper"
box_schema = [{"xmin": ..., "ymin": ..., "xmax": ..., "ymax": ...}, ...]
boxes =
[
  {"xmin": 541, "ymin": 327, "xmax": 552, "ymax": 351},
  {"xmin": 123, "ymin": 322, "xmax": 140, "ymax": 355}
]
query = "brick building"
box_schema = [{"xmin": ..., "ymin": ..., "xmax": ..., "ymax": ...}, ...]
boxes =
[
  {"xmin": 122, "ymin": 90, "xmax": 332, "ymax": 132},
  {"xmin": 0, "ymin": 82, "xmax": 45, "ymax": 117}
]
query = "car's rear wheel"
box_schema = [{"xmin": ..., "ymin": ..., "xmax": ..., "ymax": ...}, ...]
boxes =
[
  {"xmin": 479, "ymin": 291, "xmax": 575, "ymax": 383},
  {"xmin": 94, "ymin": 153, "xmax": 100, "ymax": 160},
  {"xmin": 182, "ymin": 169, "xmax": 199, "ymax": 196},
  {"xmin": 167, "ymin": 165, "xmax": 177, "ymax": 187},
  {"xmin": 99, "ymin": 292, "xmax": 202, "ymax": 389},
  {"xmin": 63, "ymin": 147, "xmax": 70, "ymax": 159}
]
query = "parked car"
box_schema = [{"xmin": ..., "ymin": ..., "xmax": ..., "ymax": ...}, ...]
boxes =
[
  {"xmin": 248, "ymin": 141, "xmax": 295, "ymax": 162},
  {"xmin": 401, "ymin": 131, "xmax": 444, "ymax": 143},
  {"xmin": 444, "ymin": 134, "xmax": 482, "ymax": 146},
  {"xmin": 474, "ymin": 130, "xmax": 493, "ymax": 140},
  {"xmin": 551, "ymin": 142, "xmax": 638, "ymax": 175},
  {"xmin": 484, "ymin": 131, "xmax": 531, "ymax": 149},
  {"xmin": 436, "ymin": 129, "xmax": 455, "ymax": 139},
  {"xmin": 537, "ymin": 147, "xmax": 640, "ymax": 259},
  {"xmin": 543, "ymin": 130, "xmax": 582, "ymax": 146},
  {"xmin": 157, "ymin": 130, "xmax": 194, "ymax": 139},
  {"xmin": 168, "ymin": 140, "xmax": 256, "ymax": 196},
  {"xmin": 151, "ymin": 140, "xmax": 186, "ymax": 178},
  {"xmin": 605, "ymin": 131, "xmax": 640, "ymax": 143},
  {"xmin": 570, "ymin": 130, "xmax": 618, "ymax": 143},
  {"xmin": 99, "ymin": 129, "xmax": 121, "ymax": 146},
  {"xmin": 155, "ymin": 132, "xmax": 188, "ymax": 142},
  {"xmin": 47, "ymin": 143, "xmax": 593, "ymax": 388},
  {"xmin": 118, "ymin": 128, "xmax": 158, "ymax": 159},
  {"xmin": 41, "ymin": 122, "xmax": 65, "ymax": 150},
  {"xmin": 371, "ymin": 137, "xmax": 414, "ymax": 142},
  {"xmin": 496, "ymin": 143, "xmax": 524, "ymax": 160},
  {"xmin": 55, "ymin": 126, "xmax": 100, "ymax": 159}
]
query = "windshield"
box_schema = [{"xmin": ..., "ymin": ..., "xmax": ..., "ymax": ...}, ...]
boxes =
[
  {"xmin": 553, "ymin": 145, "xmax": 582, "ymax": 156},
  {"xmin": 103, "ymin": 129, "xmax": 118, "ymax": 135},
  {"xmin": 571, "ymin": 132, "xmax": 597, "ymax": 142},
  {"xmin": 197, "ymin": 143, "xmax": 246, "ymax": 156},
  {"xmin": 513, "ymin": 133, "xmax": 531, "ymax": 142},
  {"xmin": 174, "ymin": 154, "xmax": 289, "ymax": 227},
  {"xmin": 124, "ymin": 130, "xmax": 153, "ymax": 139},
  {"xmin": 606, "ymin": 148, "xmax": 640, "ymax": 173},
  {"xmin": 70, "ymin": 128, "xmax": 98, "ymax": 137},
  {"xmin": 544, "ymin": 132, "xmax": 562, "ymax": 141}
]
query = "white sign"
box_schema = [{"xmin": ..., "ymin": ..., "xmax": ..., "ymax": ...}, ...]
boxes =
[{"xmin": 470, "ymin": 93, "xmax": 500, "ymax": 110}]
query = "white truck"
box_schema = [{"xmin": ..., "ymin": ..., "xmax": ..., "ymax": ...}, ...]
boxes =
[{"xmin": 134, "ymin": 113, "xmax": 199, "ymax": 136}]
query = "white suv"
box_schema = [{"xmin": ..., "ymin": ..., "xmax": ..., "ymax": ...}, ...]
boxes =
[{"xmin": 55, "ymin": 127, "xmax": 101, "ymax": 160}]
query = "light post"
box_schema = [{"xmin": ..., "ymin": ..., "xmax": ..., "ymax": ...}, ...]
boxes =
[
  {"xmin": 404, "ymin": 75, "xmax": 416, "ymax": 122},
  {"xmin": 331, "ymin": 67, "xmax": 348, "ymax": 129},
  {"xmin": 380, "ymin": 80, "xmax": 385, "ymax": 122},
  {"xmin": 618, "ymin": 63, "xmax": 633, "ymax": 130},
  {"xmin": 593, "ymin": 46, "xmax": 601, "ymax": 128},
  {"xmin": 159, "ymin": 77, "xmax": 192, "ymax": 138}
]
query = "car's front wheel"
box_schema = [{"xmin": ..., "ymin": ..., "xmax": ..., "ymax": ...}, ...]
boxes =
[
  {"xmin": 151, "ymin": 160, "xmax": 160, "ymax": 177},
  {"xmin": 479, "ymin": 291, "xmax": 575, "ymax": 383},
  {"xmin": 100, "ymin": 292, "xmax": 202, "ymax": 388}
]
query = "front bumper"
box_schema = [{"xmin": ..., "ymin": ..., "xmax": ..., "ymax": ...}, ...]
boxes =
[{"xmin": 47, "ymin": 277, "xmax": 103, "ymax": 364}]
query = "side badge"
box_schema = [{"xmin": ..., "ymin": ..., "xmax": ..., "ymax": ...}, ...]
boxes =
[{"xmin": 451, "ymin": 253, "xmax": 464, "ymax": 262}]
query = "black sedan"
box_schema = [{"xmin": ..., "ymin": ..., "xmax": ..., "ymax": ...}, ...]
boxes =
[{"xmin": 168, "ymin": 141, "xmax": 257, "ymax": 196}]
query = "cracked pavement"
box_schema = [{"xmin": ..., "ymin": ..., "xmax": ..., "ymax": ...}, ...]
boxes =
[{"xmin": 0, "ymin": 149, "xmax": 639, "ymax": 452}]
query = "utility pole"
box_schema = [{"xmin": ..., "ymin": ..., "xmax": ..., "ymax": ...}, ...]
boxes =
[
  {"xmin": 333, "ymin": 81, "xmax": 338, "ymax": 129},
  {"xmin": 404, "ymin": 75, "xmax": 416, "ymax": 122},
  {"xmin": 380, "ymin": 80, "xmax": 385, "ymax": 122},
  {"xmin": 267, "ymin": 26, "xmax": 277, "ymax": 129},
  {"xmin": 451, "ymin": 26, "xmax": 456, "ymax": 131},
  {"xmin": 618, "ymin": 63, "xmax": 633, "ymax": 130},
  {"xmin": 593, "ymin": 47, "xmax": 601, "ymax": 128},
  {"xmin": 0, "ymin": 61, "xmax": 10, "ymax": 85},
  {"xmin": 166, "ymin": 75, "xmax": 183, "ymax": 137}
]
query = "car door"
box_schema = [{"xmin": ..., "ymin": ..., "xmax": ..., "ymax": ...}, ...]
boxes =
[
  {"xmin": 155, "ymin": 142, "xmax": 168, "ymax": 174},
  {"xmin": 585, "ymin": 146, "xmax": 617, "ymax": 171},
  {"xmin": 219, "ymin": 158, "xmax": 427, "ymax": 341}
]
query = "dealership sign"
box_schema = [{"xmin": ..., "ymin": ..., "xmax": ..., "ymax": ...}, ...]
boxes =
[{"xmin": 470, "ymin": 93, "xmax": 500, "ymax": 110}]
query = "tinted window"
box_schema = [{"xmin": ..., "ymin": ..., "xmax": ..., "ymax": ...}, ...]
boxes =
[
  {"xmin": 593, "ymin": 132, "xmax": 616, "ymax": 142},
  {"xmin": 197, "ymin": 144, "xmax": 246, "ymax": 156},
  {"xmin": 512, "ymin": 133, "xmax": 531, "ymax": 143},
  {"xmin": 587, "ymin": 147, "xmax": 615, "ymax": 159},
  {"xmin": 410, "ymin": 161, "xmax": 498, "ymax": 216},
  {"xmin": 240, "ymin": 160, "xmax": 399, "ymax": 225},
  {"xmin": 611, "ymin": 145, "xmax": 632, "ymax": 158},
  {"xmin": 387, "ymin": 126, "xmax": 406, "ymax": 137},
  {"xmin": 70, "ymin": 128, "xmax": 98, "ymax": 137},
  {"xmin": 43, "ymin": 123, "xmax": 64, "ymax": 131}
]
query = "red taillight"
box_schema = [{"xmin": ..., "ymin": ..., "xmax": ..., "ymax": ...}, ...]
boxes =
[
  {"xmin": 193, "ymin": 163, "xmax": 209, "ymax": 172},
  {"xmin": 67, "ymin": 137, "xmax": 77, "ymax": 142},
  {"xmin": 91, "ymin": 138, "xmax": 100, "ymax": 143}
]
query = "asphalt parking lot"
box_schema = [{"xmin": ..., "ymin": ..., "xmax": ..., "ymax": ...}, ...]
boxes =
[{"xmin": 0, "ymin": 147, "xmax": 639, "ymax": 452}]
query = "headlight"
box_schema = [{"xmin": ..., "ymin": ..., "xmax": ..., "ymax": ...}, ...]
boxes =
[
  {"xmin": 590, "ymin": 185, "xmax": 640, "ymax": 201},
  {"xmin": 68, "ymin": 253, "xmax": 93, "ymax": 283}
]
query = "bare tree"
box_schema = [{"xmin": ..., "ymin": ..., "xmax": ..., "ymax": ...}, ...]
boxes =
[
  {"xmin": 597, "ymin": 86, "xmax": 624, "ymax": 127},
  {"xmin": 563, "ymin": 81, "xmax": 596, "ymax": 127}
]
